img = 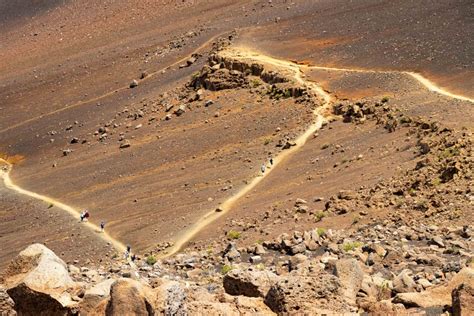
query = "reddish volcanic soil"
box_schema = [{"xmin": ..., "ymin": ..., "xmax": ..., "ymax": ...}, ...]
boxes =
[{"xmin": 0, "ymin": 0, "xmax": 472, "ymax": 269}]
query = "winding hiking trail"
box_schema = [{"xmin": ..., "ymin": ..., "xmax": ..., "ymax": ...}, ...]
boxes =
[
  {"xmin": 0, "ymin": 158, "xmax": 126, "ymax": 253},
  {"xmin": 1, "ymin": 45, "xmax": 473, "ymax": 260},
  {"xmin": 160, "ymin": 46, "xmax": 474, "ymax": 257},
  {"xmin": 160, "ymin": 47, "xmax": 334, "ymax": 257}
]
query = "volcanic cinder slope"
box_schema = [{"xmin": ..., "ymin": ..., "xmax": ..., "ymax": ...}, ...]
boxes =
[{"xmin": 0, "ymin": 0, "xmax": 472, "ymax": 270}]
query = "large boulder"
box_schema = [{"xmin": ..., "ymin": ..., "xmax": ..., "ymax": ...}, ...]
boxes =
[
  {"xmin": 393, "ymin": 269, "xmax": 416, "ymax": 293},
  {"xmin": 264, "ymin": 271, "xmax": 351, "ymax": 314},
  {"xmin": 2, "ymin": 244, "xmax": 77, "ymax": 315},
  {"xmin": 0, "ymin": 285, "xmax": 15, "ymax": 315},
  {"xmin": 452, "ymin": 283, "xmax": 474, "ymax": 316},
  {"xmin": 224, "ymin": 269, "xmax": 280, "ymax": 298},
  {"xmin": 153, "ymin": 280, "xmax": 187, "ymax": 316},
  {"xmin": 105, "ymin": 279, "xmax": 156, "ymax": 315},
  {"xmin": 187, "ymin": 287, "xmax": 275, "ymax": 315},
  {"xmin": 79, "ymin": 279, "xmax": 116, "ymax": 315},
  {"xmin": 333, "ymin": 258, "xmax": 364, "ymax": 305},
  {"xmin": 394, "ymin": 267, "xmax": 474, "ymax": 309}
]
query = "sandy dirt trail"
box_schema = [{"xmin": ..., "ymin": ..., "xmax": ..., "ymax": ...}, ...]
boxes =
[
  {"xmin": 302, "ymin": 65, "xmax": 473, "ymax": 103},
  {"xmin": 0, "ymin": 158, "xmax": 127, "ymax": 253}
]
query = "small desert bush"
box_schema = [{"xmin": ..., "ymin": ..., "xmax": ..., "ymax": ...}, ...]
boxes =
[
  {"xmin": 316, "ymin": 228, "xmax": 327, "ymax": 236},
  {"xmin": 314, "ymin": 211, "xmax": 326, "ymax": 222},
  {"xmin": 146, "ymin": 255, "xmax": 157, "ymax": 266},
  {"xmin": 342, "ymin": 241, "xmax": 363, "ymax": 252},
  {"xmin": 227, "ymin": 230, "xmax": 241, "ymax": 240},
  {"xmin": 221, "ymin": 264, "xmax": 234, "ymax": 275}
]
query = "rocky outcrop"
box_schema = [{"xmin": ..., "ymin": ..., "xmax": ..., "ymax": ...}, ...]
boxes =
[
  {"xmin": 2, "ymin": 244, "xmax": 78, "ymax": 316},
  {"xmin": 157, "ymin": 281, "xmax": 187, "ymax": 316},
  {"xmin": 264, "ymin": 270, "xmax": 351, "ymax": 314},
  {"xmin": 79, "ymin": 279, "xmax": 116, "ymax": 315},
  {"xmin": 224, "ymin": 269, "xmax": 280, "ymax": 298},
  {"xmin": 105, "ymin": 279, "xmax": 155, "ymax": 315},
  {"xmin": 333, "ymin": 258, "xmax": 363, "ymax": 305},
  {"xmin": 452, "ymin": 283, "xmax": 474, "ymax": 316},
  {"xmin": 393, "ymin": 267, "xmax": 474, "ymax": 309},
  {"xmin": 187, "ymin": 288, "xmax": 275, "ymax": 315}
]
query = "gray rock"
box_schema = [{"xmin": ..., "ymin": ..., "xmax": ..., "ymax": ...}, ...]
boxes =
[
  {"xmin": 264, "ymin": 271, "xmax": 350, "ymax": 314},
  {"xmin": 174, "ymin": 105, "xmax": 186, "ymax": 116},
  {"xmin": 333, "ymin": 259, "xmax": 363, "ymax": 305},
  {"xmin": 431, "ymin": 236, "xmax": 445, "ymax": 248},
  {"xmin": 254, "ymin": 244, "xmax": 266, "ymax": 255},
  {"xmin": 106, "ymin": 279, "xmax": 155, "ymax": 315},
  {"xmin": 452, "ymin": 283, "xmax": 474, "ymax": 316},
  {"xmin": 165, "ymin": 104, "xmax": 174, "ymax": 112},
  {"xmin": 130, "ymin": 80, "xmax": 138, "ymax": 88},
  {"xmin": 224, "ymin": 269, "xmax": 279, "ymax": 298},
  {"xmin": 186, "ymin": 56, "xmax": 197, "ymax": 66},
  {"xmin": 4, "ymin": 244, "xmax": 77, "ymax": 315},
  {"xmin": 120, "ymin": 140, "xmax": 131, "ymax": 149},
  {"xmin": 290, "ymin": 243, "xmax": 306, "ymax": 255},
  {"xmin": 393, "ymin": 269, "xmax": 416, "ymax": 293},
  {"xmin": 224, "ymin": 243, "xmax": 241, "ymax": 261}
]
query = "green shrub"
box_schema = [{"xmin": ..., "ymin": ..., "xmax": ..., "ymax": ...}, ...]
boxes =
[
  {"xmin": 321, "ymin": 143, "xmax": 330, "ymax": 150},
  {"xmin": 146, "ymin": 255, "xmax": 157, "ymax": 266},
  {"xmin": 250, "ymin": 79, "xmax": 262, "ymax": 88},
  {"xmin": 342, "ymin": 241, "xmax": 363, "ymax": 252},
  {"xmin": 314, "ymin": 211, "xmax": 326, "ymax": 222},
  {"xmin": 381, "ymin": 96, "xmax": 389, "ymax": 103},
  {"xmin": 227, "ymin": 230, "xmax": 241, "ymax": 240},
  {"xmin": 431, "ymin": 177, "xmax": 441, "ymax": 186},
  {"xmin": 440, "ymin": 147, "xmax": 460, "ymax": 159},
  {"xmin": 255, "ymin": 263, "xmax": 265, "ymax": 270},
  {"xmin": 221, "ymin": 264, "xmax": 234, "ymax": 275},
  {"xmin": 206, "ymin": 246, "xmax": 213, "ymax": 255},
  {"xmin": 316, "ymin": 228, "xmax": 327, "ymax": 236}
]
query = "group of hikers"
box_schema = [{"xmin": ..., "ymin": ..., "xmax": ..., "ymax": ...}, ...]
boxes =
[
  {"xmin": 124, "ymin": 245, "xmax": 137, "ymax": 261},
  {"xmin": 75, "ymin": 155, "xmax": 275, "ymax": 263},
  {"xmin": 79, "ymin": 210, "xmax": 136, "ymax": 261},
  {"xmin": 260, "ymin": 157, "xmax": 274, "ymax": 175},
  {"xmin": 79, "ymin": 210, "xmax": 106, "ymax": 232}
]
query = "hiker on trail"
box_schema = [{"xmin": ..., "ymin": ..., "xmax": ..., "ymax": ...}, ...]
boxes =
[
  {"xmin": 261, "ymin": 163, "xmax": 266, "ymax": 174},
  {"xmin": 100, "ymin": 221, "xmax": 105, "ymax": 232},
  {"xmin": 80, "ymin": 210, "xmax": 89, "ymax": 222},
  {"xmin": 131, "ymin": 254, "xmax": 136, "ymax": 262},
  {"xmin": 269, "ymin": 157, "xmax": 274, "ymax": 166},
  {"xmin": 124, "ymin": 245, "xmax": 131, "ymax": 259}
]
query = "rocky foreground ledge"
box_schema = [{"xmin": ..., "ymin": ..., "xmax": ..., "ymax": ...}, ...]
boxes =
[{"xmin": 1, "ymin": 229, "xmax": 473, "ymax": 316}]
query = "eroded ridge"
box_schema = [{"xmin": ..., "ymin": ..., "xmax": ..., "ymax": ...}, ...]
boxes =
[{"xmin": 160, "ymin": 47, "xmax": 334, "ymax": 257}]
